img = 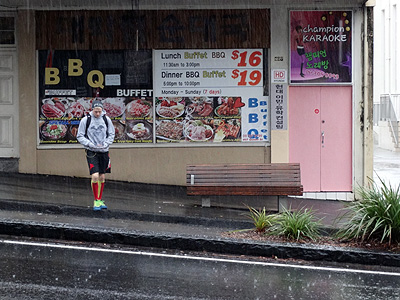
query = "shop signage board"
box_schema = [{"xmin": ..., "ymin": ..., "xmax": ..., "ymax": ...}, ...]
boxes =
[
  {"xmin": 38, "ymin": 48, "xmax": 269, "ymax": 146},
  {"xmin": 271, "ymin": 85, "xmax": 287, "ymax": 130},
  {"xmin": 153, "ymin": 49, "xmax": 269, "ymax": 143},
  {"xmin": 37, "ymin": 50, "xmax": 153, "ymax": 145},
  {"xmin": 271, "ymin": 70, "xmax": 287, "ymax": 130},
  {"xmin": 289, "ymin": 10, "xmax": 352, "ymax": 84}
]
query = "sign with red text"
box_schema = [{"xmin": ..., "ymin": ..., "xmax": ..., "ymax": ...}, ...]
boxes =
[
  {"xmin": 272, "ymin": 69, "xmax": 287, "ymax": 83},
  {"xmin": 154, "ymin": 49, "xmax": 269, "ymax": 143}
]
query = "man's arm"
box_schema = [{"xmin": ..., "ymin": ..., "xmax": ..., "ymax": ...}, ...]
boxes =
[
  {"xmin": 77, "ymin": 117, "xmax": 96, "ymax": 148},
  {"xmin": 104, "ymin": 117, "xmax": 115, "ymax": 146}
]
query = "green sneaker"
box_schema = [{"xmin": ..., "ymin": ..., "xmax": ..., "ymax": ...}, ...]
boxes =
[
  {"xmin": 99, "ymin": 200, "xmax": 107, "ymax": 210},
  {"xmin": 93, "ymin": 200, "xmax": 102, "ymax": 211}
]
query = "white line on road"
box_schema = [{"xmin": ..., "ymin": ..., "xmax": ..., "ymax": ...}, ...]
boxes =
[{"xmin": 2, "ymin": 239, "xmax": 400, "ymax": 277}]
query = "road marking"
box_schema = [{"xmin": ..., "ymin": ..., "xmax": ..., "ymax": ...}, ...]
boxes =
[{"xmin": 2, "ymin": 239, "xmax": 400, "ymax": 277}]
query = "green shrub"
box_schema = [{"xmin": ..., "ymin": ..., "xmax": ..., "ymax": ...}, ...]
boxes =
[
  {"xmin": 245, "ymin": 206, "xmax": 278, "ymax": 233},
  {"xmin": 269, "ymin": 206, "xmax": 321, "ymax": 241},
  {"xmin": 336, "ymin": 177, "xmax": 400, "ymax": 245}
]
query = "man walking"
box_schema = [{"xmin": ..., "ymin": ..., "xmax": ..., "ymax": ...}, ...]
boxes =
[{"xmin": 77, "ymin": 100, "xmax": 115, "ymax": 210}]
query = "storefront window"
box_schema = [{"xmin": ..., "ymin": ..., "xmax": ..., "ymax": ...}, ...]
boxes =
[
  {"xmin": 0, "ymin": 17, "xmax": 15, "ymax": 45},
  {"xmin": 36, "ymin": 9, "xmax": 271, "ymax": 147}
]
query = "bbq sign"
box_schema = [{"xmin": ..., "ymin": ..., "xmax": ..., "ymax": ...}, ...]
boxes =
[
  {"xmin": 38, "ymin": 50, "xmax": 153, "ymax": 145},
  {"xmin": 38, "ymin": 49, "xmax": 269, "ymax": 146},
  {"xmin": 45, "ymin": 59, "xmax": 105, "ymax": 88},
  {"xmin": 154, "ymin": 49, "xmax": 269, "ymax": 143}
]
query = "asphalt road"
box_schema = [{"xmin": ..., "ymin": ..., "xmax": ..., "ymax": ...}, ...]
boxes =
[{"xmin": 0, "ymin": 238, "xmax": 399, "ymax": 300}]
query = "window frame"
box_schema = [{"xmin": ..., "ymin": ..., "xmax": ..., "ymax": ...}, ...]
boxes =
[{"xmin": 0, "ymin": 13, "xmax": 16, "ymax": 48}]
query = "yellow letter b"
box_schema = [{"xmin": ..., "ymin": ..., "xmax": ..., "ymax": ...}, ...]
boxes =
[
  {"xmin": 68, "ymin": 59, "xmax": 83, "ymax": 76},
  {"xmin": 45, "ymin": 68, "xmax": 60, "ymax": 85}
]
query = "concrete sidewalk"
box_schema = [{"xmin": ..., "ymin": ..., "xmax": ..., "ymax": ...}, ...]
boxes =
[
  {"xmin": 1, "ymin": 172, "xmax": 400, "ymax": 267},
  {"xmin": 374, "ymin": 146, "xmax": 400, "ymax": 186}
]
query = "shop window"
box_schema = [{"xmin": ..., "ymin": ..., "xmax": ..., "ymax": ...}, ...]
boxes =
[{"xmin": 0, "ymin": 17, "xmax": 15, "ymax": 46}]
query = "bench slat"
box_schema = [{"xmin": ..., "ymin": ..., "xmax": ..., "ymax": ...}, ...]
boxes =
[
  {"xmin": 187, "ymin": 163, "xmax": 300, "ymax": 167},
  {"xmin": 187, "ymin": 186, "xmax": 303, "ymax": 196},
  {"xmin": 187, "ymin": 172, "xmax": 300, "ymax": 178},
  {"xmin": 186, "ymin": 170, "xmax": 301, "ymax": 175},
  {"xmin": 187, "ymin": 165, "xmax": 300, "ymax": 171},
  {"xmin": 188, "ymin": 181, "xmax": 300, "ymax": 186},
  {"xmin": 187, "ymin": 179, "xmax": 301, "ymax": 185}
]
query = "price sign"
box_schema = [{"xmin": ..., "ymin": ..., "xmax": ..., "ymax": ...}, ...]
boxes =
[
  {"xmin": 231, "ymin": 69, "xmax": 263, "ymax": 86},
  {"xmin": 231, "ymin": 50, "xmax": 263, "ymax": 85},
  {"xmin": 153, "ymin": 49, "xmax": 269, "ymax": 143},
  {"xmin": 230, "ymin": 50, "xmax": 263, "ymax": 86},
  {"xmin": 154, "ymin": 49, "xmax": 264, "ymax": 96}
]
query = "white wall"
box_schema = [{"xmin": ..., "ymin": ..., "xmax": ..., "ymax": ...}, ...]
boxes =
[
  {"xmin": 374, "ymin": 0, "xmax": 400, "ymax": 150},
  {"xmin": 374, "ymin": 0, "xmax": 400, "ymax": 100}
]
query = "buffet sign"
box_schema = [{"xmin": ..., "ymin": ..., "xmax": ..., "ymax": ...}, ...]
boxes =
[
  {"xmin": 153, "ymin": 49, "xmax": 269, "ymax": 143},
  {"xmin": 38, "ymin": 50, "xmax": 153, "ymax": 145},
  {"xmin": 38, "ymin": 49, "xmax": 269, "ymax": 146}
]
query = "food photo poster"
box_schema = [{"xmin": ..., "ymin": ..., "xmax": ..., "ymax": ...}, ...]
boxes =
[{"xmin": 38, "ymin": 49, "xmax": 269, "ymax": 145}]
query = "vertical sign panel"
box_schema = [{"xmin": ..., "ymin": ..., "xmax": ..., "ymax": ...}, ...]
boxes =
[{"xmin": 271, "ymin": 84, "xmax": 287, "ymax": 130}]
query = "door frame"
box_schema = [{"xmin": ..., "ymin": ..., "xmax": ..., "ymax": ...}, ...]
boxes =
[{"xmin": 0, "ymin": 12, "xmax": 19, "ymax": 158}]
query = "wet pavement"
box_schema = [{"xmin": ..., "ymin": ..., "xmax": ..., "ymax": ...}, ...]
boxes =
[
  {"xmin": 373, "ymin": 146, "xmax": 400, "ymax": 187},
  {"xmin": 0, "ymin": 146, "xmax": 399, "ymax": 266},
  {"xmin": 1, "ymin": 240, "xmax": 399, "ymax": 300}
]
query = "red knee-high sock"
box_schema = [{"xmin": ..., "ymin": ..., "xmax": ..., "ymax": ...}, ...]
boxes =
[
  {"xmin": 91, "ymin": 180, "xmax": 99, "ymax": 200},
  {"xmin": 98, "ymin": 181, "xmax": 105, "ymax": 200}
]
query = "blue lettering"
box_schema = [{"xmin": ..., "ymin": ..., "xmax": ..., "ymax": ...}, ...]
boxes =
[
  {"xmin": 249, "ymin": 114, "xmax": 258, "ymax": 123},
  {"xmin": 248, "ymin": 98, "xmax": 258, "ymax": 108},
  {"xmin": 248, "ymin": 129, "xmax": 259, "ymax": 139}
]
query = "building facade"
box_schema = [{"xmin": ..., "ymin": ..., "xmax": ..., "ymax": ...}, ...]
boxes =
[
  {"xmin": 374, "ymin": 0, "xmax": 400, "ymax": 151},
  {"xmin": 0, "ymin": 0, "xmax": 373, "ymax": 201}
]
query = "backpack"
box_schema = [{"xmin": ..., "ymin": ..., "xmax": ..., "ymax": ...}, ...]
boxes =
[{"xmin": 84, "ymin": 114, "xmax": 109, "ymax": 138}]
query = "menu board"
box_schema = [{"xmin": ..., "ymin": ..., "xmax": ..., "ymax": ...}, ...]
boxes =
[
  {"xmin": 38, "ymin": 49, "xmax": 269, "ymax": 146},
  {"xmin": 154, "ymin": 49, "xmax": 269, "ymax": 143}
]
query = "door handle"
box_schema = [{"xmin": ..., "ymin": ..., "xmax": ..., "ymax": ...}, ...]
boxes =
[{"xmin": 321, "ymin": 131, "xmax": 325, "ymax": 145}]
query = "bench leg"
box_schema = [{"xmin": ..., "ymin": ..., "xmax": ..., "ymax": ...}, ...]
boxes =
[
  {"xmin": 278, "ymin": 196, "xmax": 288, "ymax": 213},
  {"xmin": 202, "ymin": 197, "xmax": 211, "ymax": 207}
]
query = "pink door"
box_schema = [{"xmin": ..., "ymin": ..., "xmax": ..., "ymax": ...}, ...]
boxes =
[{"xmin": 289, "ymin": 86, "xmax": 352, "ymax": 192}]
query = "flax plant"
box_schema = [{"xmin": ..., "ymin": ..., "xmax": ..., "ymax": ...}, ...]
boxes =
[
  {"xmin": 269, "ymin": 206, "xmax": 321, "ymax": 241},
  {"xmin": 336, "ymin": 177, "xmax": 400, "ymax": 245},
  {"xmin": 245, "ymin": 206, "xmax": 278, "ymax": 233}
]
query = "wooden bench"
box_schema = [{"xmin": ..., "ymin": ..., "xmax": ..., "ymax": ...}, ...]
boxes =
[{"xmin": 186, "ymin": 163, "xmax": 303, "ymax": 207}]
